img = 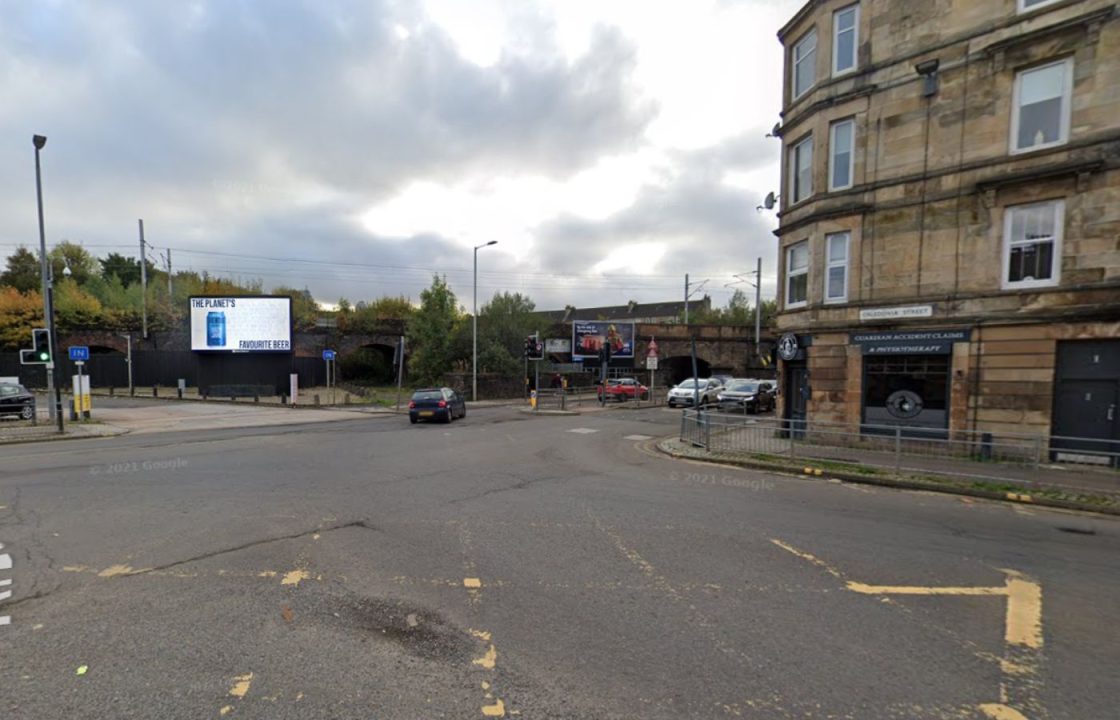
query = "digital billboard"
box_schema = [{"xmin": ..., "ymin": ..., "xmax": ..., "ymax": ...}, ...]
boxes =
[
  {"xmin": 189, "ymin": 296, "xmax": 292, "ymax": 353},
  {"xmin": 572, "ymin": 321, "xmax": 635, "ymax": 360}
]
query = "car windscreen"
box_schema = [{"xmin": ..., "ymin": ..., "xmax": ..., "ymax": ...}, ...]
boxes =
[
  {"xmin": 412, "ymin": 391, "xmax": 443, "ymax": 400},
  {"xmin": 728, "ymin": 383, "xmax": 759, "ymax": 393}
]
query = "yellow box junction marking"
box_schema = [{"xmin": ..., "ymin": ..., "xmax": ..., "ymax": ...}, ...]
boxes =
[
  {"xmin": 463, "ymin": 577, "xmax": 482, "ymax": 588},
  {"xmin": 280, "ymin": 570, "xmax": 309, "ymax": 586},
  {"xmin": 772, "ymin": 538, "xmax": 1044, "ymax": 716}
]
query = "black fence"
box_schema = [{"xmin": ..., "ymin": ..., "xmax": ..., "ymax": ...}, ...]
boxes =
[{"xmin": 0, "ymin": 352, "xmax": 329, "ymax": 395}]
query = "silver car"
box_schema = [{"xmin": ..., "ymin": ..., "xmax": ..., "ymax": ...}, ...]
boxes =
[{"xmin": 667, "ymin": 378, "xmax": 720, "ymax": 408}]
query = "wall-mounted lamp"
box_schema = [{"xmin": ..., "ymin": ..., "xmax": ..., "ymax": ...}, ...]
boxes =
[{"xmin": 915, "ymin": 58, "xmax": 940, "ymax": 97}]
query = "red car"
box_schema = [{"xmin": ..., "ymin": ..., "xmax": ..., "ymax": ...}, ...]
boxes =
[{"xmin": 597, "ymin": 378, "xmax": 649, "ymax": 402}]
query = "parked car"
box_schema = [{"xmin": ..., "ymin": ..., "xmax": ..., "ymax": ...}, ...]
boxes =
[
  {"xmin": 597, "ymin": 378, "xmax": 649, "ymax": 402},
  {"xmin": 408, "ymin": 387, "xmax": 466, "ymax": 424},
  {"xmin": 709, "ymin": 374, "xmax": 734, "ymax": 389},
  {"xmin": 717, "ymin": 379, "xmax": 776, "ymax": 414},
  {"xmin": 0, "ymin": 382, "xmax": 36, "ymax": 421},
  {"xmin": 667, "ymin": 378, "xmax": 720, "ymax": 408}
]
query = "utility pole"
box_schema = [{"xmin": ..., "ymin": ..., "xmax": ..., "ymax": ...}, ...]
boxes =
[
  {"xmin": 138, "ymin": 219, "xmax": 148, "ymax": 339},
  {"xmin": 166, "ymin": 248, "xmax": 173, "ymax": 297},
  {"xmin": 684, "ymin": 274, "xmax": 689, "ymax": 325},
  {"xmin": 33, "ymin": 135, "xmax": 58, "ymax": 423},
  {"xmin": 754, "ymin": 256, "xmax": 762, "ymax": 356}
]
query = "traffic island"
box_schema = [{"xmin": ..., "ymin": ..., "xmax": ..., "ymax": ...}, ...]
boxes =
[{"xmin": 656, "ymin": 437, "xmax": 1120, "ymax": 517}]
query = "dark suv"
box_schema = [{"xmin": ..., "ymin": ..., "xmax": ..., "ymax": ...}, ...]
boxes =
[{"xmin": 0, "ymin": 382, "xmax": 36, "ymax": 420}]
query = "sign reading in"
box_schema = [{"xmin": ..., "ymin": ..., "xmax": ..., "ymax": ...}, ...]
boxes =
[
  {"xmin": 859, "ymin": 305, "xmax": 934, "ymax": 321},
  {"xmin": 68, "ymin": 346, "xmax": 90, "ymax": 362},
  {"xmin": 322, "ymin": 349, "xmax": 336, "ymax": 361},
  {"xmin": 850, "ymin": 329, "xmax": 969, "ymax": 355},
  {"xmin": 189, "ymin": 296, "xmax": 292, "ymax": 353}
]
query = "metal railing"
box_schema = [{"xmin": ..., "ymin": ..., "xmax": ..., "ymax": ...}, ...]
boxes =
[{"xmin": 679, "ymin": 410, "xmax": 1120, "ymax": 475}]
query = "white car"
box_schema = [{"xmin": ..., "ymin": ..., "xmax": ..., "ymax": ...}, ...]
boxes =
[{"xmin": 667, "ymin": 378, "xmax": 720, "ymax": 408}]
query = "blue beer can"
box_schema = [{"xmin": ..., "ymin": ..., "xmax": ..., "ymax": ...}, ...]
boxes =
[{"xmin": 207, "ymin": 311, "xmax": 226, "ymax": 347}]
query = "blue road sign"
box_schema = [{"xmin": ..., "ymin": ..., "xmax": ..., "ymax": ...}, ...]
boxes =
[
  {"xmin": 69, "ymin": 346, "xmax": 90, "ymax": 362},
  {"xmin": 322, "ymin": 349, "xmax": 336, "ymax": 361}
]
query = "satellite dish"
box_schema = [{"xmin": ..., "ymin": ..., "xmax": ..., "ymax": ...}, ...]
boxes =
[{"xmin": 763, "ymin": 192, "xmax": 777, "ymax": 210}]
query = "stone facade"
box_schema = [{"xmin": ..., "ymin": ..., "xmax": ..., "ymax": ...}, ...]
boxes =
[{"xmin": 774, "ymin": 0, "xmax": 1120, "ymax": 443}]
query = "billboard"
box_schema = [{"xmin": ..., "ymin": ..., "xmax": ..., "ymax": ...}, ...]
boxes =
[
  {"xmin": 572, "ymin": 321, "xmax": 635, "ymax": 360},
  {"xmin": 189, "ymin": 296, "xmax": 292, "ymax": 353}
]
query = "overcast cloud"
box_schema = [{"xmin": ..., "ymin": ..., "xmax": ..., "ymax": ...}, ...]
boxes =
[{"xmin": 0, "ymin": 0, "xmax": 800, "ymax": 311}]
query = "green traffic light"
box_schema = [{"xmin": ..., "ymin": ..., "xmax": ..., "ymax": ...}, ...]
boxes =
[{"xmin": 38, "ymin": 351, "xmax": 49, "ymax": 361}]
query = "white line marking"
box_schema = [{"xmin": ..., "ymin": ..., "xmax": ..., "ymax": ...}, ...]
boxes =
[
  {"xmin": 624, "ymin": 434, "xmax": 653, "ymax": 441},
  {"xmin": 567, "ymin": 428, "xmax": 598, "ymax": 434},
  {"xmin": 0, "ymin": 553, "xmax": 10, "ymax": 571},
  {"xmin": 0, "ymin": 617, "xmax": 10, "ymax": 626}
]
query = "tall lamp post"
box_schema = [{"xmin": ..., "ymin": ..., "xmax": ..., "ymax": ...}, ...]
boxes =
[
  {"xmin": 472, "ymin": 240, "xmax": 498, "ymax": 402},
  {"xmin": 33, "ymin": 134, "xmax": 64, "ymax": 432}
]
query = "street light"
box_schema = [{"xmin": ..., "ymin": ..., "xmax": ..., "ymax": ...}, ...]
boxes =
[
  {"xmin": 472, "ymin": 240, "xmax": 498, "ymax": 402},
  {"xmin": 33, "ymin": 134, "xmax": 64, "ymax": 432}
]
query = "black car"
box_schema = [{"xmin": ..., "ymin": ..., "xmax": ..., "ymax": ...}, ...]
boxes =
[
  {"xmin": 0, "ymin": 382, "xmax": 36, "ymax": 421},
  {"xmin": 716, "ymin": 380, "xmax": 776, "ymax": 414},
  {"xmin": 408, "ymin": 387, "xmax": 466, "ymax": 424}
]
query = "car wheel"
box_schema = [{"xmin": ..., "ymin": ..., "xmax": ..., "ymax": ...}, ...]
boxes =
[
  {"xmin": 409, "ymin": 416, "xmax": 418, "ymax": 424},
  {"xmin": 20, "ymin": 405, "xmax": 34, "ymax": 421}
]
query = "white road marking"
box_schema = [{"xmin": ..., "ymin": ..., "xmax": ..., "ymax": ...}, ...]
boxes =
[
  {"xmin": 567, "ymin": 428, "xmax": 599, "ymax": 434},
  {"xmin": 624, "ymin": 434, "xmax": 653, "ymax": 441}
]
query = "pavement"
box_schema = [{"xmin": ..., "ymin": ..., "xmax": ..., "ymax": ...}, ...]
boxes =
[{"xmin": 1, "ymin": 405, "xmax": 1118, "ymax": 719}]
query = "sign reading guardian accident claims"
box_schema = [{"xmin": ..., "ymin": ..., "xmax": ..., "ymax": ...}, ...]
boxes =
[
  {"xmin": 849, "ymin": 329, "xmax": 969, "ymax": 355},
  {"xmin": 572, "ymin": 321, "xmax": 635, "ymax": 360},
  {"xmin": 189, "ymin": 296, "xmax": 292, "ymax": 352}
]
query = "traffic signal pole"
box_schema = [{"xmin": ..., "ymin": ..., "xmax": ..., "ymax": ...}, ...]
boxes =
[{"xmin": 45, "ymin": 288, "xmax": 63, "ymax": 432}]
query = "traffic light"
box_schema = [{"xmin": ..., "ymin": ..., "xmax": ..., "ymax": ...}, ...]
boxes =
[
  {"xmin": 524, "ymin": 336, "xmax": 534, "ymax": 358},
  {"xmin": 19, "ymin": 328, "xmax": 51, "ymax": 365}
]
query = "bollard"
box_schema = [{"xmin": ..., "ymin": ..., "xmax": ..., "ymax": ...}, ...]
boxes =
[
  {"xmin": 254, "ymin": 395, "xmax": 260, "ymax": 403},
  {"xmin": 177, "ymin": 387, "xmax": 183, "ymax": 399},
  {"xmin": 109, "ymin": 386, "xmax": 115, "ymax": 397},
  {"xmin": 345, "ymin": 393, "xmax": 351, "ymax": 405},
  {"xmin": 152, "ymin": 386, "xmax": 158, "ymax": 397},
  {"xmin": 314, "ymin": 394, "xmax": 320, "ymax": 406},
  {"xmin": 280, "ymin": 394, "xmax": 287, "ymax": 405},
  {"xmin": 980, "ymin": 432, "xmax": 993, "ymax": 461}
]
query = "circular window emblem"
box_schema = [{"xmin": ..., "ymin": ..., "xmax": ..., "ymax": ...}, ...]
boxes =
[
  {"xmin": 885, "ymin": 390, "xmax": 924, "ymax": 419},
  {"xmin": 778, "ymin": 333, "xmax": 800, "ymax": 361}
]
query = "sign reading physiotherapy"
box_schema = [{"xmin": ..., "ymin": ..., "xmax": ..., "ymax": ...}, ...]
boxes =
[
  {"xmin": 190, "ymin": 296, "xmax": 292, "ymax": 353},
  {"xmin": 850, "ymin": 329, "xmax": 969, "ymax": 355},
  {"xmin": 571, "ymin": 321, "xmax": 635, "ymax": 360}
]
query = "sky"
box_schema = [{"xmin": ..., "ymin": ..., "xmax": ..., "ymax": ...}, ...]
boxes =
[{"xmin": 0, "ymin": 0, "xmax": 802, "ymax": 312}]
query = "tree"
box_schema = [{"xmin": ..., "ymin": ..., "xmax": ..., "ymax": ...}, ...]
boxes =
[
  {"xmin": 100, "ymin": 253, "xmax": 143, "ymax": 286},
  {"xmin": 0, "ymin": 287, "xmax": 43, "ymax": 349},
  {"xmin": 407, "ymin": 275, "xmax": 460, "ymax": 385},
  {"xmin": 1, "ymin": 247, "xmax": 41, "ymax": 292},
  {"xmin": 49, "ymin": 241, "xmax": 98, "ymax": 286},
  {"xmin": 339, "ymin": 295, "xmax": 414, "ymax": 333},
  {"xmin": 53, "ymin": 278, "xmax": 105, "ymax": 329}
]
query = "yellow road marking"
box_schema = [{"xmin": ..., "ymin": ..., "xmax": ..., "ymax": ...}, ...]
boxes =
[
  {"xmin": 1002, "ymin": 570, "xmax": 1043, "ymax": 649},
  {"xmin": 463, "ymin": 577, "xmax": 482, "ymax": 588},
  {"xmin": 280, "ymin": 570, "xmax": 309, "ymax": 586},
  {"xmin": 769, "ymin": 539, "xmax": 842, "ymax": 579},
  {"xmin": 481, "ymin": 698, "xmax": 506, "ymax": 717},
  {"xmin": 473, "ymin": 643, "xmax": 497, "ymax": 670},
  {"xmin": 219, "ymin": 706, "xmax": 233, "ymax": 716},
  {"xmin": 97, "ymin": 564, "xmax": 136, "ymax": 577},
  {"xmin": 847, "ymin": 583, "xmax": 1005, "ymax": 597},
  {"xmin": 228, "ymin": 672, "xmax": 253, "ymax": 698},
  {"xmin": 978, "ymin": 703, "xmax": 1029, "ymax": 720}
]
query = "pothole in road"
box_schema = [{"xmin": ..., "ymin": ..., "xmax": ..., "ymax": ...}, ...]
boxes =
[{"xmin": 319, "ymin": 594, "xmax": 475, "ymax": 663}]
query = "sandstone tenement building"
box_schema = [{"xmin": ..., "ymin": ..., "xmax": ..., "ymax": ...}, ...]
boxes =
[{"xmin": 773, "ymin": 0, "xmax": 1120, "ymax": 454}]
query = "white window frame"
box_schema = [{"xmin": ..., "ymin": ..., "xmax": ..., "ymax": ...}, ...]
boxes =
[
  {"xmin": 828, "ymin": 118, "xmax": 855, "ymax": 191},
  {"xmin": 1001, "ymin": 199, "xmax": 1064, "ymax": 290},
  {"xmin": 1010, "ymin": 58, "xmax": 1073, "ymax": 155},
  {"xmin": 825, "ymin": 232, "xmax": 850, "ymax": 303},
  {"xmin": 792, "ymin": 28, "xmax": 817, "ymax": 100},
  {"xmin": 1018, "ymin": 0, "xmax": 1062, "ymax": 13},
  {"xmin": 832, "ymin": 4, "xmax": 859, "ymax": 77},
  {"xmin": 789, "ymin": 135, "xmax": 814, "ymax": 205},
  {"xmin": 786, "ymin": 241, "xmax": 809, "ymax": 309}
]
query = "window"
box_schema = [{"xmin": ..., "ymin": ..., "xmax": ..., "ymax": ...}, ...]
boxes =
[
  {"xmin": 832, "ymin": 4, "xmax": 858, "ymax": 76},
  {"xmin": 825, "ymin": 232, "xmax": 849, "ymax": 302},
  {"xmin": 786, "ymin": 241, "xmax": 809, "ymax": 308},
  {"xmin": 1003, "ymin": 200, "xmax": 1064, "ymax": 289},
  {"xmin": 1011, "ymin": 59, "xmax": 1072, "ymax": 154},
  {"xmin": 792, "ymin": 28, "xmax": 817, "ymax": 99},
  {"xmin": 829, "ymin": 119, "xmax": 854, "ymax": 191},
  {"xmin": 1018, "ymin": 0, "xmax": 1061, "ymax": 12},
  {"xmin": 789, "ymin": 135, "xmax": 814, "ymax": 204}
]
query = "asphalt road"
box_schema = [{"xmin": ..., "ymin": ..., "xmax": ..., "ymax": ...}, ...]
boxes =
[{"xmin": 1, "ymin": 405, "xmax": 1117, "ymax": 719}]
